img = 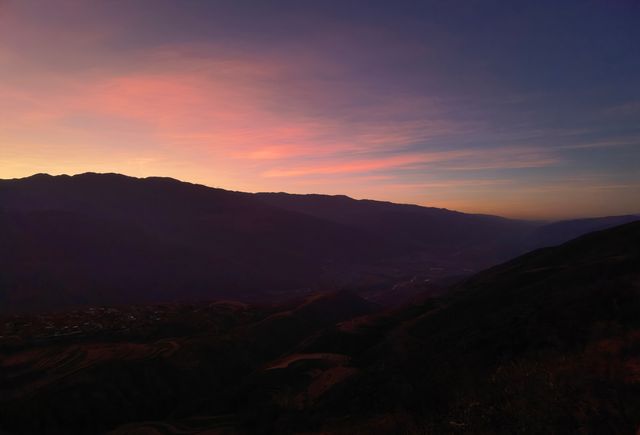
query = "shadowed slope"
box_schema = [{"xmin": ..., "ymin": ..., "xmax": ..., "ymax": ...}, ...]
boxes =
[
  {"xmin": 316, "ymin": 221, "xmax": 640, "ymax": 433},
  {"xmin": 0, "ymin": 174, "xmax": 392, "ymax": 311},
  {"xmin": 0, "ymin": 173, "xmax": 525, "ymax": 313},
  {"xmin": 1, "ymin": 173, "xmax": 636, "ymax": 314},
  {"xmin": 255, "ymin": 192, "xmax": 531, "ymax": 261},
  {"xmin": 0, "ymin": 223, "xmax": 639, "ymax": 433}
]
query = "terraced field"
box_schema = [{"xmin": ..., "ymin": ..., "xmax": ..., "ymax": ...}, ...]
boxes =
[{"xmin": 0, "ymin": 291, "xmax": 379, "ymax": 434}]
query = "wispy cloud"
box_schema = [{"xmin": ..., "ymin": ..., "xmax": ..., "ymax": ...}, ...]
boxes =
[{"xmin": 559, "ymin": 136, "xmax": 640, "ymax": 150}]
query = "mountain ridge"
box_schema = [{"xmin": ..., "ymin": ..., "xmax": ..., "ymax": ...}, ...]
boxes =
[{"xmin": 0, "ymin": 172, "xmax": 637, "ymax": 313}]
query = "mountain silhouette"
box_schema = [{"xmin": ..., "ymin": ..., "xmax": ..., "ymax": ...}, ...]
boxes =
[{"xmin": 0, "ymin": 173, "xmax": 637, "ymax": 312}]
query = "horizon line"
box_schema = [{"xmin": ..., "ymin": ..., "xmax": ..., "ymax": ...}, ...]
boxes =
[{"xmin": 3, "ymin": 171, "xmax": 639, "ymax": 223}]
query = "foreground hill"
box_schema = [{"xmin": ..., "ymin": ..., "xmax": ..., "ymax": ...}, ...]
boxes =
[
  {"xmin": 0, "ymin": 173, "xmax": 636, "ymax": 312},
  {"xmin": 1, "ymin": 221, "xmax": 638, "ymax": 434}
]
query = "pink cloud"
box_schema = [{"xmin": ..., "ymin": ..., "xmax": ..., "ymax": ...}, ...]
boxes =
[
  {"xmin": 262, "ymin": 146, "xmax": 558, "ymax": 178},
  {"xmin": 0, "ymin": 41, "xmax": 564, "ymax": 217},
  {"xmin": 2, "ymin": 44, "xmax": 464, "ymax": 161},
  {"xmin": 263, "ymin": 154, "xmax": 430, "ymax": 177}
]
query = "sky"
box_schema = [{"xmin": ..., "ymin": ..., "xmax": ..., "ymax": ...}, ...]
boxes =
[{"xmin": 1, "ymin": 0, "xmax": 639, "ymax": 219}]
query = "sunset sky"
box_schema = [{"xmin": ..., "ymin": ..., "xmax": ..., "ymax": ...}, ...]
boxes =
[{"xmin": 1, "ymin": 0, "xmax": 639, "ymax": 219}]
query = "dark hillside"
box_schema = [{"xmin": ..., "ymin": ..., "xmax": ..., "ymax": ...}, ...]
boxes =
[{"xmin": 1, "ymin": 223, "xmax": 638, "ymax": 433}]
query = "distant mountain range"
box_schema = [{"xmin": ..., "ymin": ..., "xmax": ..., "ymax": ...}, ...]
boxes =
[
  {"xmin": 0, "ymin": 173, "xmax": 637, "ymax": 312},
  {"xmin": 1, "ymin": 220, "xmax": 638, "ymax": 433}
]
